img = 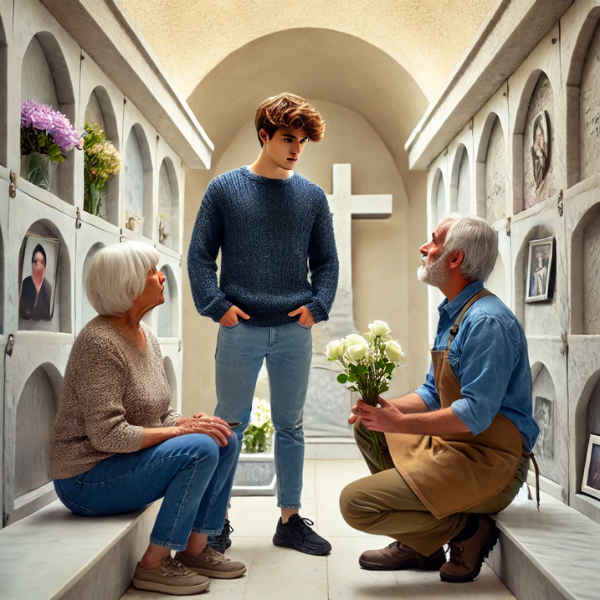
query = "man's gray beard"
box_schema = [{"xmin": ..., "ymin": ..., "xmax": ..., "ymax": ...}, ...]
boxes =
[{"xmin": 418, "ymin": 252, "xmax": 450, "ymax": 287}]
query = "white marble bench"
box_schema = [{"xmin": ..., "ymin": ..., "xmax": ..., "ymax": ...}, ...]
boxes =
[
  {"xmin": 488, "ymin": 491, "xmax": 600, "ymax": 600},
  {"xmin": 0, "ymin": 499, "xmax": 159, "ymax": 600}
]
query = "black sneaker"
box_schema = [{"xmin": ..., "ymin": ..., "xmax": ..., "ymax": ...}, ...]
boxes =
[
  {"xmin": 207, "ymin": 518, "xmax": 233, "ymax": 554},
  {"xmin": 272, "ymin": 515, "xmax": 332, "ymax": 556}
]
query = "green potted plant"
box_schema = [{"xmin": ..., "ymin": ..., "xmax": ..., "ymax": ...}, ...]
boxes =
[{"xmin": 232, "ymin": 397, "xmax": 276, "ymax": 496}]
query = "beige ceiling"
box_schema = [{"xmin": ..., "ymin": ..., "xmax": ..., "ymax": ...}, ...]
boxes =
[{"xmin": 121, "ymin": 0, "xmax": 497, "ymax": 102}]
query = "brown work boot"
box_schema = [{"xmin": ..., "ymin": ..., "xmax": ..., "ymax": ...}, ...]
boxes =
[
  {"xmin": 359, "ymin": 541, "xmax": 446, "ymax": 571},
  {"xmin": 439, "ymin": 515, "xmax": 499, "ymax": 583}
]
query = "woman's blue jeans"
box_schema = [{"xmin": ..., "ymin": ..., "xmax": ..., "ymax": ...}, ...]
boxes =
[
  {"xmin": 214, "ymin": 321, "xmax": 313, "ymax": 510},
  {"xmin": 54, "ymin": 433, "xmax": 238, "ymax": 551}
]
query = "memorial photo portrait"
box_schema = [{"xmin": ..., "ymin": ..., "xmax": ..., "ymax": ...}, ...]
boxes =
[
  {"xmin": 526, "ymin": 236, "xmax": 554, "ymax": 302},
  {"xmin": 534, "ymin": 396, "xmax": 554, "ymax": 459},
  {"xmin": 530, "ymin": 110, "xmax": 550, "ymax": 189},
  {"xmin": 582, "ymin": 434, "xmax": 600, "ymax": 501},
  {"xmin": 19, "ymin": 234, "xmax": 59, "ymax": 321}
]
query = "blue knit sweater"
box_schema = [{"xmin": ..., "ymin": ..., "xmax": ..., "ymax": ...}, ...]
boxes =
[{"xmin": 188, "ymin": 166, "xmax": 339, "ymax": 327}]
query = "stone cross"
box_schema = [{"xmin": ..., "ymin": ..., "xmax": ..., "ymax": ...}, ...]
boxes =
[{"xmin": 304, "ymin": 164, "xmax": 393, "ymax": 437}]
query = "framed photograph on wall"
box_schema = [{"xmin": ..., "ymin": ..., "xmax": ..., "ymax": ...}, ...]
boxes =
[
  {"xmin": 526, "ymin": 236, "xmax": 555, "ymax": 302},
  {"xmin": 582, "ymin": 434, "xmax": 600, "ymax": 501},
  {"xmin": 19, "ymin": 234, "xmax": 60, "ymax": 322}
]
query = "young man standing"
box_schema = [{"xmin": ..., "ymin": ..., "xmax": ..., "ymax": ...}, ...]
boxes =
[{"xmin": 188, "ymin": 93, "xmax": 339, "ymax": 556}]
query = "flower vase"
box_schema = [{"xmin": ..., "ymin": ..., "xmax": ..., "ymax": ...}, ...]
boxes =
[{"xmin": 26, "ymin": 152, "xmax": 51, "ymax": 191}]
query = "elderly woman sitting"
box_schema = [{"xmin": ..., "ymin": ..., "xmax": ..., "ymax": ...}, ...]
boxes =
[{"xmin": 50, "ymin": 242, "xmax": 245, "ymax": 596}]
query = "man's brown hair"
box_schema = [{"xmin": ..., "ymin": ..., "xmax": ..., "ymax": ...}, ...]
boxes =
[{"xmin": 254, "ymin": 93, "xmax": 325, "ymax": 146}]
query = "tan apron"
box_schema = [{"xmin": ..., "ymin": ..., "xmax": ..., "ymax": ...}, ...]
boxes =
[{"xmin": 385, "ymin": 289, "xmax": 523, "ymax": 519}]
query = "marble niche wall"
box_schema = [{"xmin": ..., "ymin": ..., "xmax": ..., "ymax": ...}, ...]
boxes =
[
  {"xmin": 418, "ymin": 1, "xmax": 600, "ymax": 525},
  {"xmin": 0, "ymin": 0, "xmax": 198, "ymax": 529}
]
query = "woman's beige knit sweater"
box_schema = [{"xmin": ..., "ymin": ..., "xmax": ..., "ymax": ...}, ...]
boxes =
[{"xmin": 50, "ymin": 317, "xmax": 181, "ymax": 480}]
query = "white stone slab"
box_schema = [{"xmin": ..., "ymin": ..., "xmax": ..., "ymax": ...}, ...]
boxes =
[
  {"xmin": 491, "ymin": 492, "xmax": 600, "ymax": 600},
  {"xmin": 0, "ymin": 499, "xmax": 159, "ymax": 600}
]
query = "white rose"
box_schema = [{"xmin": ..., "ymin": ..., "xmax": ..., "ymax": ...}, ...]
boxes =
[
  {"xmin": 368, "ymin": 320, "xmax": 391, "ymax": 337},
  {"xmin": 385, "ymin": 340, "xmax": 405, "ymax": 364},
  {"xmin": 325, "ymin": 339, "xmax": 346, "ymax": 360},
  {"xmin": 344, "ymin": 334, "xmax": 368, "ymax": 349},
  {"xmin": 346, "ymin": 342, "xmax": 369, "ymax": 361}
]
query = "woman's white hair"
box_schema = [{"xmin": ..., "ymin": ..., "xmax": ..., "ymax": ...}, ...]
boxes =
[
  {"xmin": 87, "ymin": 241, "xmax": 160, "ymax": 316},
  {"xmin": 439, "ymin": 213, "xmax": 498, "ymax": 282}
]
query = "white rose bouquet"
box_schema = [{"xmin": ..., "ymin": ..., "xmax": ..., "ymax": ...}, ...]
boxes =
[
  {"xmin": 326, "ymin": 320, "xmax": 405, "ymax": 469},
  {"xmin": 242, "ymin": 397, "xmax": 275, "ymax": 454}
]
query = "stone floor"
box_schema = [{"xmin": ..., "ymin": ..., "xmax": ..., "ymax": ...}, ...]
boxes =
[{"xmin": 122, "ymin": 459, "xmax": 515, "ymax": 599}]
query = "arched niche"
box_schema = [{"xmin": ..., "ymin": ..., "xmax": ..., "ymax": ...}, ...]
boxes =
[
  {"xmin": 565, "ymin": 7, "xmax": 600, "ymax": 185},
  {"xmin": 571, "ymin": 203, "xmax": 600, "ymax": 335},
  {"xmin": 13, "ymin": 363, "xmax": 62, "ymax": 523},
  {"xmin": 18, "ymin": 220, "xmax": 71, "ymax": 334},
  {"xmin": 157, "ymin": 264, "xmax": 179, "ymax": 338},
  {"xmin": 484, "ymin": 251, "xmax": 508, "ymax": 307},
  {"xmin": 124, "ymin": 124, "xmax": 153, "ymax": 239},
  {"xmin": 158, "ymin": 158, "xmax": 180, "ymax": 251},
  {"xmin": 431, "ymin": 168, "xmax": 445, "ymax": 226},
  {"xmin": 163, "ymin": 356, "xmax": 178, "ymax": 410},
  {"xmin": 478, "ymin": 114, "xmax": 506, "ymax": 225},
  {"xmin": 450, "ymin": 144, "xmax": 472, "ymax": 213},
  {"xmin": 21, "ymin": 32, "xmax": 76, "ymax": 203},
  {"xmin": 515, "ymin": 224, "xmax": 555, "ymax": 334},
  {"xmin": 84, "ymin": 87, "xmax": 120, "ymax": 225},
  {"xmin": 81, "ymin": 242, "xmax": 105, "ymax": 328},
  {"xmin": 530, "ymin": 362, "xmax": 560, "ymax": 485},
  {"xmin": 0, "ymin": 16, "xmax": 7, "ymax": 166},
  {"xmin": 574, "ymin": 370, "xmax": 600, "ymax": 495},
  {"xmin": 514, "ymin": 71, "xmax": 556, "ymax": 212}
]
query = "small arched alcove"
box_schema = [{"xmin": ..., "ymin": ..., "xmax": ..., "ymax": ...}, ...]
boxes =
[
  {"xmin": 571, "ymin": 203, "xmax": 600, "ymax": 335},
  {"xmin": 84, "ymin": 86, "xmax": 120, "ymax": 225},
  {"xmin": 565, "ymin": 7, "xmax": 600, "ymax": 185},
  {"xmin": 484, "ymin": 251, "xmax": 508, "ymax": 307},
  {"xmin": 477, "ymin": 113, "xmax": 506, "ymax": 225},
  {"xmin": 450, "ymin": 144, "xmax": 472, "ymax": 213},
  {"xmin": 0, "ymin": 16, "xmax": 7, "ymax": 166},
  {"xmin": 158, "ymin": 158, "xmax": 180, "ymax": 251},
  {"xmin": 431, "ymin": 169, "xmax": 445, "ymax": 226},
  {"xmin": 81, "ymin": 242, "xmax": 105, "ymax": 328},
  {"xmin": 18, "ymin": 220, "xmax": 71, "ymax": 333},
  {"xmin": 514, "ymin": 70, "xmax": 556, "ymax": 212},
  {"xmin": 13, "ymin": 362, "xmax": 63, "ymax": 523},
  {"xmin": 124, "ymin": 124, "xmax": 153, "ymax": 239},
  {"xmin": 530, "ymin": 362, "xmax": 560, "ymax": 486},
  {"xmin": 21, "ymin": 32, "xmax": 76, "ymax": 203},
  {"xmin": 514, "ymin": 224, "xmax": 555, "ymax": 333},
  {"xmin": 574, "ymin": 370, "xmax": 600, "ymax": 496},
  {"xmin": 157, "ymin": 264, "xmax": 179, "ymax": 338},
  {"xmin": 163, "ymin": 356, "xmax": 178, "ymax": 410}
]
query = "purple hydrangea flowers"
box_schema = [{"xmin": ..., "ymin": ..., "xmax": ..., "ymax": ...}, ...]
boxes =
[{"xmin": 21, "ymin": 99, "xmax": 84, "ymax": 155}]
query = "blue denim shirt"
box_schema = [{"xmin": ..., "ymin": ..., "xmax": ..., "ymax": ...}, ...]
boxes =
[{"xmin": 415, "ymin": 280, "xmax": 539, "ymax": 452}]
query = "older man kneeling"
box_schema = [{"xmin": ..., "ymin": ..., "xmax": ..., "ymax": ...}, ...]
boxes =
[
  {"xmin": 340, "ymin": 214, "xmax": 539, "ymax": 584},
  {"xmin": 50, "ymin": 242, "xmax": 245, "ymax": 596}
]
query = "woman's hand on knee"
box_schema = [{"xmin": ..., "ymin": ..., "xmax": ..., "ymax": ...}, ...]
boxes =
[{"xmin": 175, "ymin": 417, "xmax": 233, "ymax": 447}]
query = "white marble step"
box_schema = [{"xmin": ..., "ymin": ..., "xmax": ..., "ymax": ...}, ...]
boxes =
[
  {"xmin": 0, "ymin": 499, "xmax": 159, "ymax": 600},
  {"xmin": 488, "ymin": 491, "xmax": 600, "ymax": 600},
  {"xmin": 304, "ymin": 436, "xmax": 362, "ymax": 459}
]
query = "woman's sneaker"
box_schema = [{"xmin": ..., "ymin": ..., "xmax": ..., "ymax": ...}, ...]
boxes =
[
  {"xmin": 175, "ymin": 546, "xmax": 246, "ymax": 579},
  {"xmin": 132, "ymin": 556, "xmax": 210, "ymax": 595},
  {"xmin": 207, "ymin": 518, "xmax": 233, "ymax": 553},
  {"xmin": 272, "ymin": 515, "xmax": 332, "ymax": 555}
]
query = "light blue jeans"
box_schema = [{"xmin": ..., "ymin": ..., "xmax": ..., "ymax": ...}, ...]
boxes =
[
  {"xmin": 215, "ymin": 321, "xmax": 313, "ymax": 509},
  {"xmin": 54, "ymin": 433, "xmax": 239, "ymax": 551}
]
